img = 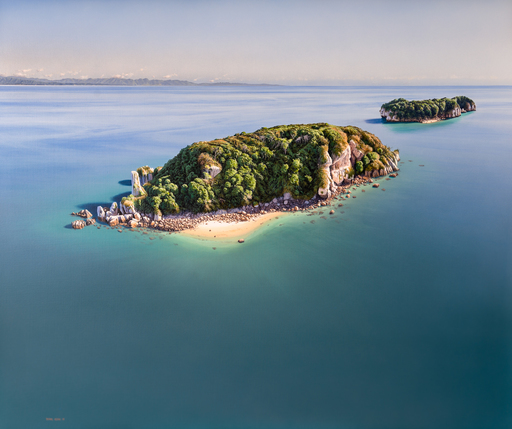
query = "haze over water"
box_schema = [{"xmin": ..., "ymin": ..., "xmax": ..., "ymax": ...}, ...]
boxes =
[{"xmin": 0, "ymin": 85, "xmax": 511, "ymax": 429}]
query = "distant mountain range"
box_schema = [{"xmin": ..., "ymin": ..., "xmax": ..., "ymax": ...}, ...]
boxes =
[{"xmin": 0, "ymin": 76, "xmax": 276, "ymax": 86}]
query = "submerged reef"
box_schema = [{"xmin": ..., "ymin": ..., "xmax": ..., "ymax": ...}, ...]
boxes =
[{"xmin": 380, "ymin": 96, "xmax": 476, "ymax": 123}]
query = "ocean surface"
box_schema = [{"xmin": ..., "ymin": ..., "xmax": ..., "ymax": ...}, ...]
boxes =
[{"xmin": 0, "ymin": 85, "xmax": 511, "ymax": 429}]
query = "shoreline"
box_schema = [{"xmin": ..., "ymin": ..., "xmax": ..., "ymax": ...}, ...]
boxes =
[
  {"xmin": 75, "ymin": 172, "xmax": 400, "ymax": 242},
  {"xmin": 126, "ymin": 175, "xmax": 385, "ymax": 241},
  {"xmin": 180, "ymin": 212, "xmax": 285, "ymax": 241}
]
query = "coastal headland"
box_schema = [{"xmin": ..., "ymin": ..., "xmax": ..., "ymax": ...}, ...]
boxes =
[
  {"xmin": 380, "ymin": 96, "xmax": 476, "ymax": 123},
  {"xmin": 73, "ymin": 123, "xmax": 401, "ymax": 240}
]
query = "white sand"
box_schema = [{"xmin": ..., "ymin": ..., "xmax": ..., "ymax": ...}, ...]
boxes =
[{"xmin": 180, "ymin": 212, "xmax": 286, "ymax": 241}]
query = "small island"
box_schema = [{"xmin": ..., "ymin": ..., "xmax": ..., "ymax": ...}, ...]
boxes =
[
  {"xmin": 88, "ymin": 123, "xmax": 400, "ymax": 236},
  {"xmin": 380, "ymin": 96, "xmax": 476, "ymax": 123}
]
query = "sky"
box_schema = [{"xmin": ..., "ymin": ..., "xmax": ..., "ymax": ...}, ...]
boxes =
[{"xmin": 0, "ymin": 0, "xmax": 511, "ymax": 85}]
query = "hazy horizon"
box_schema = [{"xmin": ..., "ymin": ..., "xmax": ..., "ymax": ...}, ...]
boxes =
[{"xmin": 1, "ymin": 0, "xmax": 511, "ymax": 86}]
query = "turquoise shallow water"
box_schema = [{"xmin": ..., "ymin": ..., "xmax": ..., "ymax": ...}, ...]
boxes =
[{"xmin": 1, "ymin": 86, "xmax": 511, "ymax": 428}]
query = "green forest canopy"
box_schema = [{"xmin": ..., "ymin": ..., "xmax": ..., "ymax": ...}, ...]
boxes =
[
  {"xmin": 381, "ymin": 96, "xmax": 475, "ymax": 120},
  {"xmin": 127, "ymin": 123, "xmax": 397, "ymax": 215}
]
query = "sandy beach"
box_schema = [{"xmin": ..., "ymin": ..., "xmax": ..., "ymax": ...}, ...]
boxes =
[{"xmin": 181, "ymin": 212, "xmax": 286, "ymax": 241}]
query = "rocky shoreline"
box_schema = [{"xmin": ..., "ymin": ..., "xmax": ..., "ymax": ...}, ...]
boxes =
[{"xmin": 72, "ymin": 171, "xmax": 400, "ymax": 233}]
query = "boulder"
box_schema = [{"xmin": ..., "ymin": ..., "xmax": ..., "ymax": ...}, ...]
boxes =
[
  {"xmin": 238, "ymin": 239, "xmax": 245, "ymax": 243},
  {"xmin": 110, "ymin": 202, "xmax": 119, "ymax": 216},
  {"xmin": 373, "ymin": 183, "xmax": 380, "ymax": 188},
  {"xmin": 97, "ymin": 206, "xmax": 105, "ymax": 218},
  {"xmin": 72, "ymin": 220, "xmax": 86, "ymax": 229},
  {"xmin": 76, "ymin": 209, "xmax": 92, "ymax": 218},
  {"xmin": 129, "ymin": 220, "xmax": 139, "ymax": 228},
  {"xmin": 86, "ymin": 218, "xmax": 96, "ymax": 226},
  {"xmin": 204, "ymin": 165, "xmax": 222, "ymax": 179},
  {"xmin": 317, "ymin": 186, "xmax": 331, "ymax": 199},
  {"xmin": 109, "ymin": 218, "xmax": 119, "ymax": 227}
]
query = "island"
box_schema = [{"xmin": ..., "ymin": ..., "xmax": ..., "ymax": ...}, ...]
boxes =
[
  {"xmin": 380, "ymin": 96, "xmax": 476, "ymax": 123},
  {"xmin": 0, "ymin": 76, "xmax": 276, "ymax": 87},
  {"xmin": 86, "ymin": 123, "xmax": 400, "ymax": 236}
]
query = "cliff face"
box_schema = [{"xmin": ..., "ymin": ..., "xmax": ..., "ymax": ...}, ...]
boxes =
[
  {"xmin": 316, "ymin": 140, "xmax": 400, "ymax": 198},
  {"xmin": 127, "ymin": 123, "xmax": 400, "ymax": 214},
  {"xmin": 380, "ymin": 96, "xmax": 476, "ymax": 123}
]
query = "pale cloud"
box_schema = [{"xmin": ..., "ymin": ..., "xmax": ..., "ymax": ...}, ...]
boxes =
[
  {"xmin": 163, "ymin": 74, "xmax": 177, "ymax": 79},
  {"xmin": 14, "ymin": 69, "xmax": 32, "ymax": 77},
  {"xmin": 112, "ymin": 73, "xmax": 134, "ymax": 78}
]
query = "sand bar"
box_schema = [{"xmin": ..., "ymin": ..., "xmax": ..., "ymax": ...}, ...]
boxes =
[{"xmin": 181, "ymin": 212, "xmax": 286, "ymax": 241}]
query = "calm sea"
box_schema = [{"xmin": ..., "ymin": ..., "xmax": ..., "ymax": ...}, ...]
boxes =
[{"xmin": 0, "ymin": 86, "xmax": 511, "ymax": 429}]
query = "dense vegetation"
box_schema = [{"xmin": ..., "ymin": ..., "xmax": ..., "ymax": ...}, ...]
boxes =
[
  {"xmin": 128, "ymin": 123, "xmax": 396, "ymax": 215},
  {"xmin": 381, "ymin": 96, "xmax": 475, "ymax": 121}
]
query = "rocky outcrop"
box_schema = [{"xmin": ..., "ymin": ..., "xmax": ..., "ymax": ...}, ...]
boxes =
[
  {"xmin": 460, "ymin": 101, "xmax": 477, "ymax": 113},
  {"xmin": 75, "ymin": 209, "xmax": 93, "ymax": 218},
  {"xmin": 131, "ymin": 170, "xmax": 142, "ymax": 196},
  {"xmin": 330, "ymin": 145, "xmax": 352, "ymax": 185},
  {"xmin": 131, "ymin": 166, "xmax": 156, "ymax": 196},
  {"xmin": 316, "ymin": 142, "xmax": 399, "ymax": 199},
  {"xmin": 72, "ymin": 220, "xmax": 86, "ymax": 229},
  {"xmin": 97, "ymin": 206, "xmax": 106, "ymax": 222},
  {"xmin": 317, "ymin": 151, "xmax": 333, "ymax": 199},
  {"xmin": 110, "ymin": 202, "xmax": 119, "ymax": 216}
]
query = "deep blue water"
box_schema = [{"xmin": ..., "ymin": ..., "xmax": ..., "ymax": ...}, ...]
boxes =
[{"xmin": 0, "ymin": 86, "xmax": 511, "ymax": 429}]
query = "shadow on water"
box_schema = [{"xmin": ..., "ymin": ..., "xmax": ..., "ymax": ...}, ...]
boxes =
[
  {"xmin": 74, "ymin": 192, "xmax": 131, "ymax": 216},
  {"xmin": 365, "ymin": 118, "xmax": 387, "ymax": 124},
  {"xmin": 64, "ymin": 224, "xmax": 74, "ymax": 229},
  {"xmin": 111, "ymin": 191, "xmax": 131, "ymax": 201},
  {"xmin": 75, "ymin": 202, "xmax": 109, "ymax": 212},
  {"xmin": 75, "ymin": 173, "xmax": 134, "ymax": 214}
]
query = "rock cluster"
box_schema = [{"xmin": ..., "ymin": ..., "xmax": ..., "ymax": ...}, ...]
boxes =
[
  {"xmin": 75, "ymin": 166, "xmax": 400, "ymax": 234},
  {"xmin": 124, "ymin": 174, "xmax": 384, "ymax": 233},
  {"xmin": 72, "ymin": 209, "xmax": 93, "ymax": 218}
]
